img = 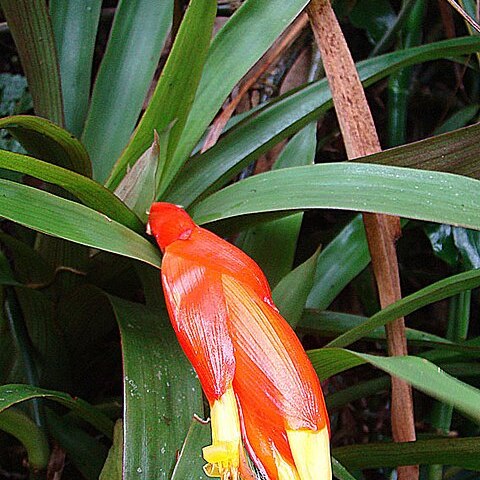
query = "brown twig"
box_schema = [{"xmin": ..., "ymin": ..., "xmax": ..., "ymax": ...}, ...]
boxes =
[
  {"xmin": 201, "ymin": 12, "xmax": 309, "ymax": 153},
  {"xmin": 306, "ymin": 1, "xmax": 418, "ymax": 479}
]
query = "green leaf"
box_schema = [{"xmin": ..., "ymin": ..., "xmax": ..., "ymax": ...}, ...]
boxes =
[
  {"xmin": 0, "ymin": 407, "xmax": 50, "ymax": 470},
  {"xmin": 0, "ymin": 0, "xmax": 64, "ymax": 126},
  {"xmin": 108, "ymin": 296, "xmax": 203, "ymax": 479},
  {"xmin": 307, "ymin": 214, "xmax": 370, "ymax": 309},
  {"xmin": 453, "ymin": 228, "xmax": 480, "ymax": 269},
  {"xmin": 0, "ymin": 115, "xmax": 91, "ymax": 176},
  {"xmin": 0, "ymin": 179, "xmax": 160, "ymax": 267},
  {"xmin": 191, "ymin": 163, "xmax": 480, "ymax": 231},
  {"xmin": 164, "ymin": 0, "xmax": 310, "ymax": 193},
  {"xmin": 309, "ymin": 348, "xmax": 480, "ymax": 423},
  {"xmin": 165, "ymin": 36, "xmax": 480, "ymax": 207},
  {"xmin": 300, "ymin": 310, "xmax": 454, "ymax": 345},
  {"xmin": 237, "ymin": 123, "xmax": 317, "ymax": 287},
  {"xmin": 326, "ymin": 269, "xmax": 480, "ymax": 348},
  {"xmin": 425, "ymin": 224, "xmax": 459, "ymax": 267},
  {"xmin": 332, "ymin": 457, "xmax": 358, "ymax": 480},
  {"xmin": 50, "ymin": 0, "xmax": 102, "ymax": 137},
  {"xmin": 434, "ymin": 104, "xmax": 480, "ymax": 135},
  {"xmin": 0, "ymin": 149, "xmax": 143, "ymax": 233},
  {"xmin": 107, "ymin": 0, "xmax": 215, "ymax": 192},
  {"xmin": 332, "ymin": 437, "xmax": 480, "ymax": 470},
  {"xmin": 360, "ymin": 122, "xmax": 480, "ymax": 179},
  {"xmin": 99, "ymin": 419, "xmax": 123, "ymax": 480},
  {"xmin": 273, "ymin": 248, "xmax": 321, "ymax": 328},
  {"xmin": 46, "ymin": 408, "xmax": 109, "ymax": 480},
  {"xmin": 82, "ymin": 0, "xmax": 172, "ymax": 182},
  {"xmin": 0, "ymin": 384, "xmax": 114, "ymax": 438},
  {"xmin": 171, "ymin": 418, "xmax": 210, "ymax": 480},
  {"xmin": 3, "ymin": 287, "xmax": 43, "ymax": 426}
]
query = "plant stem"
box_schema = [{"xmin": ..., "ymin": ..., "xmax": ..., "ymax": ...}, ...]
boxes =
[{"xmin": 306, "ymin": 1, "xmax": 418, "ymax": 478}]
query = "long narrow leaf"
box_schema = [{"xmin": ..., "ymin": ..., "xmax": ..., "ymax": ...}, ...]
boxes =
[
  {"xmin": 0, "ymin": 115, "xmax": 91, "ymax": 175},
  {"xmin": 309, "ymin": 349, "xmax": 480, "ymax": 423},
  {"xmin": 109, "ymin": 296, "xmax": 203, "ymax": 479},
  {"xmin": 0, "ymin": 179, "xmax": 160, "ymax": 267},
  {"xmin": 0, "ymin": 384, "xmax": 113, "ymax": 438},
  {"xmin": 109, "ymin": 0, "xmax": 216, "ymax": 194},
  {"xmin": 360, "ymin": 121, "xmax": 480, "ymax": 177},
  {"xmin": 327, "ymin": 269, "xmax": 480, "ymax": 348},
  {"xmin": 50, "ymin": 0, "xmax": 102, "ymax": 137},
  {"xmin": 0, "ymin": 0, "xmax": 64, "ymax": 125},
  {"xmin": 82, "ymin": 0, "xmax": 172, "ymax": 182},
  {"xmin": 0, "ymin": 149, "xmax": 143, "ymax": 233},
  {"xmin": 301, "ymin": 310, "xmax": 454, "ymax": 345},
  {"xmin": 166, "ymin": 36, "xmax": 480, "ymax": 207},
  {"xmin": 307, "ymin": 214, "xmax": 370, "ymax": 309},
  {"xmin": 191, "ymin": 163, "xmax": 480, "ymax": 231},
  {"xmin": 332, "ymin": 437, "xmax": 480, "ymax": 470},
  {"xmin": 0, "ymin": 408, "xmax": 49, "ymax": 470}
]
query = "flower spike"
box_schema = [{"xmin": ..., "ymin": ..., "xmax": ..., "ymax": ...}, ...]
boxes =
[{"xmin": 148, "ymin": 203, "xmax": 331, "ymax": 479}]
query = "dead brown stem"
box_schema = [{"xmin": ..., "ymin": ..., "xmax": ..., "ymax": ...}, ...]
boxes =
[{"xmin": 307, "ymin": 1, "xmax": 418, "ymax": 478}]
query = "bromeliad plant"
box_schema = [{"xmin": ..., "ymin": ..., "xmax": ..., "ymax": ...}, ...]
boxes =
[{"xmin": 1, "ymin": 1, "xmax": 480, "ymax": 479}]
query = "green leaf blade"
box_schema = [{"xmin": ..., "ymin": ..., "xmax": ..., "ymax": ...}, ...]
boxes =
[
  {"xmin": 0, "ymin": 179, "xmax": 160, "ymax": 267},
  {"xmin": 327, "ymin": 269, "xmax": 480, "ymax": 348},
  {"xmin": 0, "ymin": 149, "xmax": 143, "ymax": 233},
  {"xmin": 310, "ymin": 348, "xmax": 480, "ymax": 424},
  {"xmin": 109, "ymin": 296, "xmax": 203, "ymax": 479},
  {"xmin": 191, "ymin": 163, "xmax": 480, "ymax": 231},
  {"xmin": 164, "ymin": 0, "xmax": 310, "ymax": 193},
  {"xmin": 166, "ymin": 36, "xmax": 480, "ymax": 207},
  {"xmin": 109, "ymin": 0, "xmax": 216, "ymax": 194},
  {"xmin": 332, "ymin": 437, "xmax": 480, "ymax": 471},
  {"xmin": 82, "ymin": 0, "xmax": 173, "ymax": 182},
  {"xmin": 0, "ymin": 0, "xmax": 64, "ymax": 125},
  {"xmin": 0, "ymin": 114, "xmax": 91, "ymax": 176},
  {"xmin": 0, "ymin": 384, "xmax": 113, "ymax": 438},
  {"xmin": 50, "ymin": 0, "xmax": 102, "ymax": 137}
]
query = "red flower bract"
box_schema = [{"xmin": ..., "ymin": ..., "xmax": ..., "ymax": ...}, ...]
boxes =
[{"xmin": 148, "ymin": 202, "xmax": 331, "ymax": 480}]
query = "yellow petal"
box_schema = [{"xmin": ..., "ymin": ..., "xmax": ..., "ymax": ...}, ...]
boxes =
[
  {"xmin": 203, "ymin": 386, "xmax": 241, "ymax": 479},
  {"xmin": 287, "ymin": 425, "xmax": 332, "ymax": 480},
  {"xmin": 273, "ymin": 446, "xmax": 301, "ymax": 480}
]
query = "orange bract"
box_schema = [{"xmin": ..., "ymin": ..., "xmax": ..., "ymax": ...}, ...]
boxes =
[{"xmin": 148, "ymin": 202, "xmax": 331, "ymax": 479}]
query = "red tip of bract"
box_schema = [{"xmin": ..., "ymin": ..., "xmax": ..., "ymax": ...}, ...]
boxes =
[{"xmin": 148, "ymin": 202, "xmax": 196, "ymax": 252}]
